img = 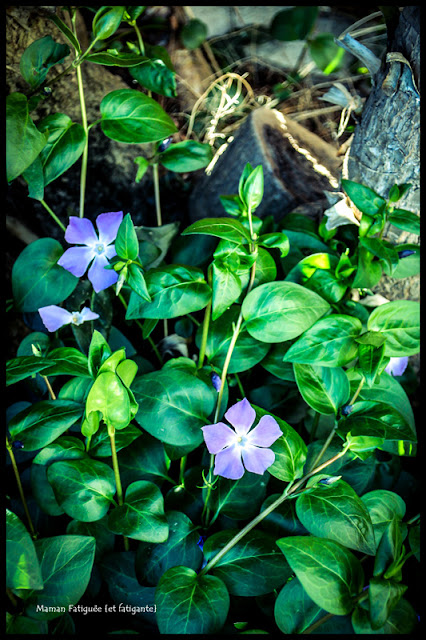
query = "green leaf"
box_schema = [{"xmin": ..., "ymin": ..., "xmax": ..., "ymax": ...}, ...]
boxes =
[
  {"xmin": 182, "ymin": 217, "xmax": 252, "ymax": 244},
  {"xmin": 6, "ymin": 510, "xmax": 43, "ymax": 591},
  {"xmin": 22, "ymin": 155, "xmax": 45, "ymax": 201},
  {"xmin": 360, "ymin": 490, "xmax": 406, "ymax": 548},
  {"xmin": 130, "ymin": 58, "xmax": 177, "ymax": 97},
  {"xmin": 276, "ymin": 536, "xmax": 364, "ymax": 615},
  {"xmin": 88, "ymin": 422, "xmax": 141, "ymax": 458},
  {"xmin": 352, "ymin": 597, "xmax": 417, "ymax": 634},
  {"xmin": 85, "ymin": 51, "xmax": 147, "ymax": 66},
  {"xmin": 203, "ymin": 529, "xmax": 292, "ymax": 596},
  {"xmin": 85, "ymin": 371, "xmax": 134, "ymax": 432},
  {"xmin": 158, "ymin": 140, "xmax": 213, "ymax": 172},
  {"xmin": 6, "ymin": 355, "xmax": 56, "ymax": 386},
  {"xmin": 37, "ymin": 113, "xmax": 87, "ymax": 186},
  {"xmin": 357, "ymin": 342, "xmax": 386, "ymax": 387},
  {"xmin": 180, "ymin": 18, "xmax": 208, "ymax": 49},
  {"xmin": 285, "ymin": 253, "xmax": 348, "ymax": 304},
  {"xmin": 66, "ymin": 516, "xmax": 115, "ymax": 562},
  {"xmin": 92, "ymin": 6, "xmax": 125, "ymax": 40},
  {"xmin": 388, "ymin": 208, "xmax": 420, "ymax": 235},
  {"xmin": 8, "ymin": 399, "xmax": 84, "ymax": 451},
  {"xmin": 12, "ymin": 238, "xmax": 78, "ymax": 312},
  {"xmin": 117, "ymin": 432, "xmax": 171, "ymax": 488},
  {"xmin": 19, "ymin": 36, "xmax": 70, "ymax": 89},
  {"xmin": 368, "ymin": 577, "xmax": 408, "ymax": 630},
  {"xmin": 6, "ymin": 93, "xmax": 48, "ymax": 182},
  {"xmin": 367, "ymin": 300, "xmax": 420, "ymax": 356},
  {"xmin": 100, "ymin": 89, "xmax": 177, "ymax": 144},
  {"xmin": 208, "ymin": 471, "xmax": 268, "ymax": 521},
  {"xmin": 47, "ymin": 458, "xmax": 116, "ymax": 522},
  {"xmin": 309, "ymin": 33, "xmax": 345, "ymax": 74},
  {"xmin": 211, "ymin": 261, "xmax": 242, "ymax": 321},
  {"xmin": 352, "ymin": 246, "xmax": 382, "ymax": 289},
  {"xmin": 373, "ymin": 516, "xmax": 404, "ymax": 579},
  {"xmin": 284, "ymin": 314, "xmax": 362, "ymax": 366},
  {"xmin": 24, "ymin": 536, "xmax": 95, "ymax": 620},
  {"xmin": 126, "ymin": 264, "xmax": 211, "ymax": 319},
  {"xmin": 392, "ymin": 243, "xmax": 420, "ymax": 279},
  {"xmin": 197, "ymin": 306, "xmax": 270, "ymax": 374},
  {"xmin": 135, "ymin": 511, "xmax": 203, "ymax": 586},
  {"xmin": 242, "ymin": 281, "xmax": 330, "ymax": 343},
  {"xmin": 155, "ymin": 566, "xmax": 229, "ymax": 634},
  {"xmin": 49, "ymin": 15, "xmax": 82, "ymax": 54},
  {"xmin": 132, "ymin": 368, "xmax": 215, "ymax": 448},
  {"xmin": 115, "ymin": 213, "xmax": 139, "ymax": 260},
  {"xmin": 258, "ymin": 232, "xmax": 289, "ymax": 257},
  {"xmin": 296, "ymin": 479, "xmax": 376, "ymax": 555},
  {"xmin": 274, "ymin": 577, "xmax": 323, "ymax": 634},
  {"xmin": 87, "ymin": 330, "xmax": 112, "ymax": 378},
  {"xmin": 270, "ymin": 6, "xmax": 318, "ymax": 41},
  {"xmin": 108, "ymin": 480, "xmax": 169, "ymax": 542},
  {"xmin": 341, "ymin": 179, "xmax": 386, "ymax": 216},
  {"xmin": 41, "ymin": 347, "xmax": 90, "ymax": 378},
  {"xmin": 294, "ymin": 363, "xmax": 350, "ymax": 414},
  {"xmin": 241, "ymin": 165, "xmax": 264, "ymax": 211}
]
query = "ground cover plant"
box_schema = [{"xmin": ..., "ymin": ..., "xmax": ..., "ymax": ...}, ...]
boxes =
[{"xmin": 6, "ymin": 6, "xmax": 420, "ymax": 636}]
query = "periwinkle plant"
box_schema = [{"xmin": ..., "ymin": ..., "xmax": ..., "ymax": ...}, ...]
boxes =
[{"xmin": 6, "ymin": 6, "xmax": 420, "ymax": 637}]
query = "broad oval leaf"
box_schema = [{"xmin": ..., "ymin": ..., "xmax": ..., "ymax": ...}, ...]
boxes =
[
  {"xmin": 20, "ymin": 35, "xmax": 70, "ymax": 89},
  {"xmin": 12, "ymin": 238, "xmax": 78, "ymax": 312},
  {"xmin": 296, "ymin": 479, "xmax": 376, "ymax": 555},
  {"xmin": 6, "ymin": 93, "xmax": 48, "ymax": 182},
  {"xmin": 283, "ymin": 314, "xmax": 362, "ymax": 366},
  {"xmin": 352, "ymin": 597, "xmax": 417, "ymax": 634},
  {"xmin": 274, "ymin": 576, "xmax": 323, "ymax": 634},
  {"xmin": 155, "ymin": 566, "xmax": 230, "ymax": 634},
  {"xmin": 182, "ymin": 217, "xmax": 252, "ymax": 244},
  {"xmin": 360, "ymin": 489, "xmax": 406, "ymax": 547},
  {"xmin": 37, "ymin": 114, "xmax": 86, "ymax": 186},
  {"xmin": 132, "ymin": 368, "xmax": 215, "ymax": 448},
  {"xmin": 107, "ymin": 480, "xmax": 169, "ymax": 542},
  {"xmin": 276, "ymin": 536, "xmax": 364, "ymax": 615},
  {"xmin": 100, "ymin": 89, "xmax": 177, "ymax": 144},
  {"xmin": 24, "ymin": 535, "xmax": 95, "ymax": 620},
  {"xmin": 242, "ymin": 281, "xmax": 330, "ymax": 343},
  {"xmin": 293, "ymin": 363, "xmax": 350, "ymax": 415},
  {"xmin": 341, "ymin": 179, "xmax": 386, "ymax": 216},
  {"xmin": 92, "ymin": 5, "xmax": 125, "ymax": 40},
  {"xmin": 207, "ymin": 471, "xmax": 269, "ymax": 521},
  {"xmin": 159, "ymin": 140, "xmax": 213, "ymax": 172},
  {"xmin": 6, "ymin": 510, "xmax": 43, "ymax": 591},
  {"xmin": 203, "ymin": 529, "xmax": 292, "ymax": 596},
  {"xmin": 367, "ymin": 300, "xmax": 420, "ymax": 356},
  {"xmin": 47, "ymin": 458, "xmax": 116, "ymax": 522},
  {"xmin": 6, "ymin": 355, "xmax": 56, "ymax": 386}
]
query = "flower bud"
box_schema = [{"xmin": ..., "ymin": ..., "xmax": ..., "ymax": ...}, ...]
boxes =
[
  {"xmin": 12, "ymin": 440, "xmax": 25, "ymax": 449},
  {"xmin": 340, "ymin": 404, "xmax": 353, "ymax": 416},
  {"xmin": 210, "ymin": 372, "xmax": 222, "ymax": 392},
  {"xmin": 398, "ymin": 249, "xmax": 416, "ymax": 259},
  {"xmin": 158, "ymin": 137, "xmax": 173, "ymax": 153}
]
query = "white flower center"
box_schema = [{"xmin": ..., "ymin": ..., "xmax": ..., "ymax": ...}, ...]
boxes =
[
  {"xmin": 94, "ymin": 243, "xmax": 105, "ymax": 255},
  {"xmin": 236, "ymin": 434, "xmax": 249, "ymax": 449},
  {"xmin": 70, "ymin": 312, "xmax": 84, "ymax": 326}
]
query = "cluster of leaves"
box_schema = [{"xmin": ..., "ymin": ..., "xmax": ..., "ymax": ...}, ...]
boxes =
[{"xmin": 6, "ymin": 5, "xmax": 420, "ymax": 637}]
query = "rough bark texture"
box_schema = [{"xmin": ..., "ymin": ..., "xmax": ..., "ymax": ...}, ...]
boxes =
[
  {"xmin": 345, "ymin": 5, "xmax": 420, "ymax": 304},
  {"xmin": 188, "ymin": 106, "xmax": 342, "ymax": 222}
]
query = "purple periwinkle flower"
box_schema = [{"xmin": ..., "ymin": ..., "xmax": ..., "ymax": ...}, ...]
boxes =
[
  {"xmin": 38, "ymin": 305, "xmax": 99, "ymax": 332},
  {"xmin": 398, "ymin": 249, "xmax": 416, "ymax": 259},
  {"xmin": 210, "ymin": 372, "xmax": 222, "ymax": 392},
  {"xmin": 385, "ymin": 356, "xmax": 409, "ymax": 377},
  {"xmin": 201, "ymin": 398, "xmax": 282, "ymax": 480},
  {"xmin": 57, "ymin": 211, "xmax": 123, "ymax": 292}
]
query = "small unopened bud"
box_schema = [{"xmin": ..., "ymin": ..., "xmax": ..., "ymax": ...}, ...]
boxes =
[
  {"xmin": 319, "ymin": 475, "xmax": 341, "ymax": 486},
  {"xmin": 398, "ymin": 249, "xmax": 416, "ymax": 259},
  {"xmin": 12, "ymin": 440, "xmax": 25, "ymax": 449},
  {"xmin": 31, "ymin": 343, "xmax": 42, "ymax": 357},
  {"xmin": 158, "ymin": 137, "xmax": 173, "ymax": 153},
  {"xmin": 340, "ymin": 404, "xmax": 353, "ymax": 416},
  {"xmin": 211, "ymin": 372, "xmax": 222, "ymax": 392}
]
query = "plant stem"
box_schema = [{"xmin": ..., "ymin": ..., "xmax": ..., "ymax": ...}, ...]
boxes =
[
  {"xmin": 71, "ymin": 14, "xmax": 89, "ymax": 218},
  {"xmin": 350, "ymin": 374, "xmax": 365, "ymax": 405},
  {"xmin": 199, "ymin": 446, "xmax": 348, "ymax": 577},
  {"xmin": 308, "ymin": 419, "xmax": 339, "ymax": 472},
  {"xmin": 197, "ymin": 268, "xmax": 213, "ymax": 370},
  {"xmin": 42, "ymin": 375, "xmax": 56, "ymax": 400},
  {"xmin": 179, "ymin": 456, "xmax": 187, "ymax": 487},
  {"xmin": 108, "ymin": 426, "xmax": 129, "ymax": 551},
  {"xmin": 6, "ymin": 436, "xmax": 36, "ymax": 539},
  {"xmin": 133, "ymin": 21, "xmax": 145, "ymax": 55},
  {"xmin": 40, "ymin": 199, "xmax": 66, "ymax": 232}
]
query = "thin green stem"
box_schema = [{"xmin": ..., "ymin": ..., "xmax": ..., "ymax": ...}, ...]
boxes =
[
  {"xmin": 42, "ymin": 375, "xmax": 56, "ymax": 400},
  {"xmin": 179, "ymin": 456, "xmax": 187, "ymax": 487},
  {"xmin": 6, "ymin": 436, "xmax": 36, "ymax": 539},
  {"xmin": 71, "ymin": 14, "xmax": 89, "ymax": 218},
  {"xmin": 152, "ymin": 163, "xmax": 162, "ymax": 227},
  {"xmin": 350, "ymin": 374, "xmax": 366, "ymax": 405},
  {"xmin": 108, "ymin": 426, "xmax": 129, "ymax": 551},
  {"xmin": 234, "ymin": 373, "xmax": 245, "ymax": 398},
  {"xmin": 308, "ymin": 419, "xmax": 339, "ymax": 473},
  {"xmin": 199, "ymin": 446, "xmax": 348, "ymax": 577},
  {"xmin": 40, "ymin": 199, "xmax": 66, "ymax": 232},
  {"xmin": 133, "ymin": 21, "xmax": 145, "ymax": 55},
  {"xmin": 197, "ymin": 270, "xmax": 212, "ymax": 370}
]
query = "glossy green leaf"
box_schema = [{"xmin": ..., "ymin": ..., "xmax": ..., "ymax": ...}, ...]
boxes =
[
  {"xmin": 155, "ymin": 566, "xmax": 229, "ymax": 634},
  {"xmin": 85, "ymin": 51, "xmax": 146, "ymax": 66},
  {"xmin": 341, "ymin": 179, "xmax": 386, "ymax": 216},
  {"xmin": 277, "ymin": 536, "xmax": 364, "ymax": 615},
  {"xmin": 373, "ymin": 516, "xmax": 404, "ymax": 579},
  {"xmin": 242, "ymin": 165, "xmax": 264, "ymax": 211},
  {"xmin": 24, "ymin": 535, "xmax": 95, "ymax": 620},
  {"xmin": 49, "ymin": 14, "xmax": 81, "ymax": 54},
  {"xmin": 182, "ymin": 217, "xmax": 251, "ymax": 244},
  {"xmin": 258, "ymin": 232, "xmax": 289, "ymax": 257},
  {"xmin": 274, "ymin": 576, "xmax": 323, "ymax": 634},
  {"xmin": 88, "ymin": 422, "xmax": 141, "ymax": 458},
  {"xmin": 130, "ymin": 58, "xmax": 177, "ymax": 97},
  {"xmin": 283, "ymin": 314, "xmax": 362, "ymax": 366},
  {"xmin": 360, "ymin": 490, "xmax": 406, "ymax": 548},
  {"xmin": 132, "ymin": 368, "xmax": 215, "ymax": 448},
  {"xmin": 270, "ymin": 6, "xmax": 318, "ymax": 41},
  {"xmin": 180, "ymin": 18, "xmax": 207, "ymax": 49},
  {"xmin": 20, "ymin": 36, "xmax": 70, "ymax": 89},
  {"xmin": 211, "ymin": 261, "xmax": 242, "ymax": 321},
  {"xmin": 203, "ymin": 529, "xmax": 292, "ymax": 596},
  {"xmin": 108, "ymin": 480, "xmax": 169, "ymax": 542},
  {"xmin": 85, "ymin": 371, "xmax": 133, "ymax": 432},
  {"xmin": 66, "ymin": 516, "xmax": 115, "ymax": 562},
  {"xmin": 242, "ymin": 281, "xmax": 330, "ymax": 343},
  {"xmin": 296, "ymin": 479, "xmax": 376, "ymax": 554},
  {"xmin": 12, "ymin": 238, "xmax": 78, "ymax": 312},
  {"xmin": 115, "ymin": 212, "xmax": 139, "ymax": 261},
  {"xmin": 100, "ymin": 89, "xmax": 177, "ymax": 144},
  {"xmin": 352, "ymin": 246, "xmax": 383, "ymax": 289},
  {"xmin": 117, "ymin": 432, "xmax": 171, "ymax": 488},
  {"xmin": 87, "ymin": 330, "xmax": 112, "ymax": 378},
  {"xmin": 126, "ymin": 264, "xmax": 211, "ymax": 319},
  {"xmin": 6, "ymin": 510, "xmax": 43, "ymax": 591},
  {"xmin": 8, "ymin": 399, "xmax": 83, "ymax": 451},
  {"xmin": 37, "ymin": 113, "xmax": 86, "ymax": 186},
  {"xmin": 352, "ymin": 597, "xmax": 417, "ymax": 634},
  {"xmin": 135, "ymin": 511, "xmax": 203, "ymax": 586},
  {"xmin": 47, "ymin": 458, "xmax": 116, "ymax": 522},
  {"xmin": 158, "ymin": 140, "xmax": 213, "ymax": 172},
  {"xmin": 309, "ymin": 33, "xmax": 345, "ymax": 74},
  {"xmin": 6, "ymin": 355, "xmax": 56, "ymax": 386},
  {"xmin": 357, "ymin": 342, "xmax": 386, "ymax": 387},
  {"xmin": 294, "ymin": 363, "xmax": 350, "ymax": 415},
  {"xmin": 367, "ymin": 300, "xmax": 420, "ymax": 356},
  {"xmin": 22, "ymin": 155, "xmax": 45, "ymax": 200},
  {"xmin": 41, "ymin": 347, "xmax": 90, "ymax": 378},
  {"xmin": 208, "ymin": 471, "xmax": 268, "ymax": 521},
  {"xmin": 92, "ymin": 6, "xmax": 125, "ymax": 40},
  {"xmin": 368, "ymin": 577, "xmax": 408, "ymax": 630},
  {"xmin": 388, "ymin": 208, "xmax": 420, "ymax": 235},
  {"xmin": 285, "ymin": 253, "xmax": 348, "ymax": 304},
  {"xmin": 6, "ymin": 93, "xmax": 48, "ymax": 182}
]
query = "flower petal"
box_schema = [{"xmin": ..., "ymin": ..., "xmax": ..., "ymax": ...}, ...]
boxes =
[
  {"xmin": 242, "ymin": 444, "xmax": 275, "ymax": 475},
  {"xmin": 38, "ymin": 305, "xmax": 72, "ymax": 332},
  {"xmin": 247, "ymin": 415, "xmax": 282, "ymax": 447},
  {"xmin": 214, "ymin": 444, "xmax": 245, "ymax": 480},
  {"xmin": 224, "ymin": 398, "xmax": 255, "ymax": 435},
  {"xmin": 96, "ymin": 211, "xmax": 123, "ymax": 246},
  {"xmin": 79, "ymin": 307, "xmax": 100, "ymax": 323},
  {"xmin": 88, "ymin": 254, "xmax": 118, "ymax": 292},
  {"xmin": 57, "ymin": 246, "xmax": 95, "ymax": 277},
  {"xmin": 202, "ymin": 422, "xmax": 236, "ymax": 454},
  {"xmin": 385, "ymin": 356, "xmax": 408, "ymax": 377},
  {"xmin": 64, "ymin": 217, "xmax": 98, "ymax": 246}
]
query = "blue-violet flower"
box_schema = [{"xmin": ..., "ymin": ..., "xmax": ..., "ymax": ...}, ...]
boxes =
[
  {"xmin": 39, "ymin": 305, "xmax": 99, "ymax": 332},
  {"xmin": 385, "ymin": 356, "xmax": 408, "ymax": 377},
  {"xmin": 202, "ymin": 398, "xmax": 282, "ymax": 480},
  {"xmin": 57, "ymin": 211, "xmax": 123, "ymax": 292}
]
